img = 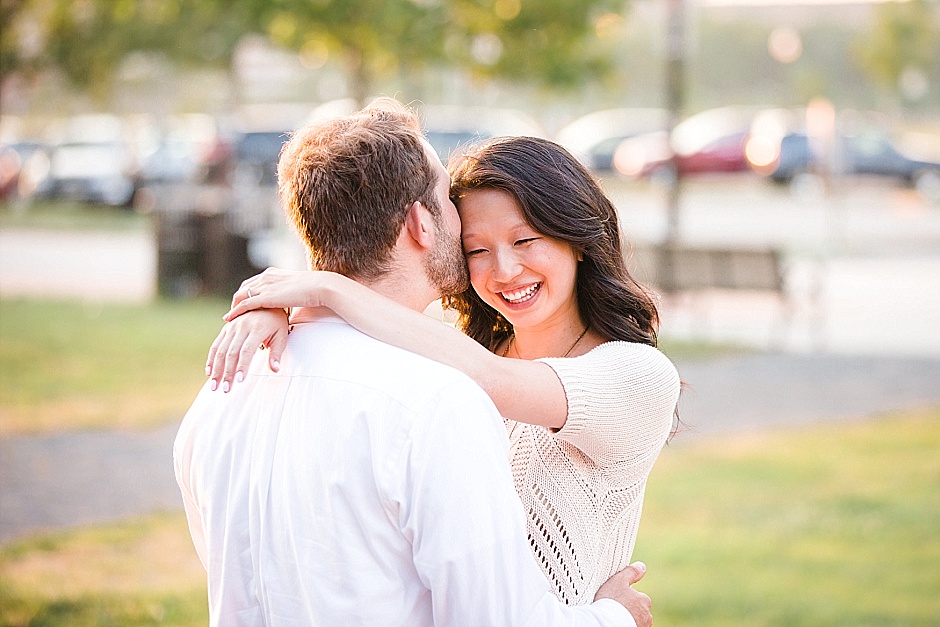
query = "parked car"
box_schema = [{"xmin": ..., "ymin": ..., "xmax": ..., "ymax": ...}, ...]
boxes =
[
  {"xmin": 751, "ymin": 129, "xmax": 940, "ymax": 201},
  {"xmin": 139, "ymin": 138, "xmax": 202, "ymax": 185},
  {"xmin": 554, "ymin": 108, "xmax": 669, "ymax": 172},
  {"xmin": 34, "ymin": 140, "xmax": 140, "ymax": 207},
  {"xmin": 0, "ymin": 141, "xmax": 49, "ymax": 201},
  {"xmin": 232, "ymin": 130, "xmax": 292, "ymax": 187},
  {"xmin": 612, "ymin": 106, "xmax": 758, "ymax": 180},
  {"xmin": 303, "ymin": 99, "xmax": 545, "ymax": 164},
  {"xmin": 418, "ymin": 104, "xmax": 545, "ymax": 162}
]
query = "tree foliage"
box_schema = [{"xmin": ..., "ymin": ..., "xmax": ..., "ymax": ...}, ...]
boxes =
[
  {"xmin": 1, "ymin": 0, "xmax": 626, "ymax": 103},
  {"xmin": 853, "ymin": 0, "xmax": 940, "ymax": 98},
  {"xmin": 445, "ymin": 0, "xmax": 622, "ymax": 87},
  {"xmin": 2, "ymin": 0, "xmax": 249, "ymax": 97}
]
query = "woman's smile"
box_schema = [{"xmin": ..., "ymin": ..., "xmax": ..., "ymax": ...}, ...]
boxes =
[{"xmin": 500, "ymin": 282, "xmax": 541, "ymax": 306}]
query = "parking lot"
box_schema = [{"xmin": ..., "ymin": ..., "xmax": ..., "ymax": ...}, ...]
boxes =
[{"xmin": 2, "ymin": 176, "xmax": 939, "ymax": 356}]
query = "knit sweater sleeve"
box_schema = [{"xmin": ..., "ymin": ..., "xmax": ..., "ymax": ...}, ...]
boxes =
[{"xmin": 538, "ymin": 342, "xmax": 680, "ymax": 466}]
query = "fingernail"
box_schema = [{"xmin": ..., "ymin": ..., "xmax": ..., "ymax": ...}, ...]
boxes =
[
  {"xmin": 235, "ymin": 371, "xmax": 244, "ymax": 383},
  {"xmin": 205, "ymin": 366, "xmax": 211, "ymax": 377},
  {"xmin": 210, "ymin": 379, "xmax": 218, "ymax": 391},
  {"xmin": 222, "ymin": 381, "xmax": 230, "ymax": 393},
  {"xmin": 271, "ymin": 360, "xmax": 280, "ymax": 372}
]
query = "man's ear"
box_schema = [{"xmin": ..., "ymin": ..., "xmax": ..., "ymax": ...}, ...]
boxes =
[{"xmin": 402, "ymin": 201, "xmax": 435, "ymax": 250}]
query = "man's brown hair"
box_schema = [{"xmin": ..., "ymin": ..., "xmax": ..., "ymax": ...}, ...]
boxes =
[{"xmin": 277, "ymin": 98, "xmax": 438, "ymax": 280}]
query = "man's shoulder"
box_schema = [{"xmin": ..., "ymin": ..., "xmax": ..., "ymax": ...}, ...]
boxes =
[{"xmin": 282, "ymin": 319, "xmax": 491, "ymax": 407}]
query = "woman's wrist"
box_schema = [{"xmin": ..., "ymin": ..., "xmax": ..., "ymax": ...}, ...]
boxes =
[{"xmin": 315, "ymin": 271, "xmax": 344, "ymax": 310}]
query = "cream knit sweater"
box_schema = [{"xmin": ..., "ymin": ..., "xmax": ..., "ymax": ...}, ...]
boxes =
[{"xmin": 505, "ymin": 341, "xmax": 680, "ymax": 605}]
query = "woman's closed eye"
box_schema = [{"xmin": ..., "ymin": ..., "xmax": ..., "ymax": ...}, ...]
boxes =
[
  {"xmin": 464, "ymin": 247, "xmax": 487, "ymax": 257},
  {"xmin": 514, "ymin": 237, "xmax": 539, "ymax": 247}
]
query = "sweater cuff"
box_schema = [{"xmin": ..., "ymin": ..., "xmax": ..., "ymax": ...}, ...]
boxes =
[{"xmin": 537, "ymin": 356, "xmax": 590, "ymax": 438}]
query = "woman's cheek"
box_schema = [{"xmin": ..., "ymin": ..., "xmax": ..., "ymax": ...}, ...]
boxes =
[{"xmin": 466, "ymin": 259, "xmax": 490, "ymax": 298}]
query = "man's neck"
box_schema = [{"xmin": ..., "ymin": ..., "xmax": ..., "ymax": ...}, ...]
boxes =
[
  {"xmin": 365, "ymin": 271, "xmax": 437, "ymax": 313},
  {"xmin": 291, "ymin": 268, "xmax": 437, "ymax": 323}
]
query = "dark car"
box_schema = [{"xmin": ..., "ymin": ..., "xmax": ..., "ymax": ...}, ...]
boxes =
[
  {"xmin": 419, "ymin": 104, "xmax": 545, "ymax": 163},
  {"xmin": 35, "ymin": 140, "xmax": 140, "ymax": 207},
  {"xmin": 232, "ymin": 131, "xmax": 292, "ymax": 187},
  {"xmin": 754, "ymin": 130, "xmax": 940, "ymax": 200}
]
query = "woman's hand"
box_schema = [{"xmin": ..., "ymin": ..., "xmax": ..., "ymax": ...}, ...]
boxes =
[
  {"xmin": 206, "ymin": 308, "xmax": 290, "ymax": 392},
  {"xmin": 225, "ymin": 268, "xmax": 337, "ymax": 321}
]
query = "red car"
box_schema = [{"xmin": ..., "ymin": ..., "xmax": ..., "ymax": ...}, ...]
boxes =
[{"xmin": 613, "ymin": 107, "xmax": 757, "ymax": 180}]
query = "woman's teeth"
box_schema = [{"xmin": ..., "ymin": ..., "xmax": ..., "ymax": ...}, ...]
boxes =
[{"xmin": 501, "ymin": 283, "xmax": 540, "ymax": 304}]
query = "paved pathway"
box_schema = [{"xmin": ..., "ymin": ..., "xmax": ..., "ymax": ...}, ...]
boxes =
[{"xmin": 2, "ymin": 352, "xmax": 939, "ymax": 543}]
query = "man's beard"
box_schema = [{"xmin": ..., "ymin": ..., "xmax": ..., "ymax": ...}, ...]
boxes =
[{"xmin": 425, "ymin": 215, "xmax": 470, "ymax": 297}]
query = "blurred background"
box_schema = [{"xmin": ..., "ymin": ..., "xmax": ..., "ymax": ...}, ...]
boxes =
[{"xmin": 1, "ymin": 0, "xmax": 938, "ymax": 625}]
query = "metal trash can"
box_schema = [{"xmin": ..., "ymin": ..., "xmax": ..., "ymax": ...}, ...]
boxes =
[{"xmin": 154, "ymin": 183, "xmax": 263, "ymax": 298}]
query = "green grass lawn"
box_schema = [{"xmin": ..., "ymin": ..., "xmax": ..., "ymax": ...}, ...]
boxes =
[
  {"xmin": 0, "ymin": 298, "xmax": 229, "ymax": 435},
  {"xmin": 1, "ymin": 408, "xmax": 936, "ymax": 626},
  {"xmin": 0, "ymin": 200, "xmax": 150, "ymax": 232},
  {"xmin": 634, "ymin": 407, "xmax": 940, "ymax": 626},
  {"xmin": 0, "ymin": 513, "xmax": 207, "ymax": 627}
]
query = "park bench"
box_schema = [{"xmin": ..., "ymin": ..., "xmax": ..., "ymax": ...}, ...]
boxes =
[{"xmin": 629, "ymin": 244, "xmax": 797, "ymax": 346}]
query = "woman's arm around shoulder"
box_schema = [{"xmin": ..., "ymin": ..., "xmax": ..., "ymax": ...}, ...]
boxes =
[{"xmin": 211, "ymin": 269, "xmax": 573, "ymax": 429}]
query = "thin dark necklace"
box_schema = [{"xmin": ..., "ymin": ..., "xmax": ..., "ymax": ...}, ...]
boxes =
[{"xmin": 502, "ymin": 325, "xmax": 589, "ymax": 359}]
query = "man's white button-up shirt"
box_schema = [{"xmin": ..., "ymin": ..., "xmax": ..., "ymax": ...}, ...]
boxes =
[{"xmin": 175, "ymin": 312, "xmax": 633, "ymax": 627}]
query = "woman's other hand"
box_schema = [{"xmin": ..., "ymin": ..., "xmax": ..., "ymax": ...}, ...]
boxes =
[
  {"xmin": 225, "ymin": 268, "xmax": 335, "ymax": 321},
  {"xmin": 206, "ymin": 308, "xmax": 290, "ymax": 392}
]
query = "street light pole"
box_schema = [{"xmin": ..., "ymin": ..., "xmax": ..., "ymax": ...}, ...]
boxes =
[{"xmin": 663, "ymin": 0, "xmax": 685, "ymax": 293}]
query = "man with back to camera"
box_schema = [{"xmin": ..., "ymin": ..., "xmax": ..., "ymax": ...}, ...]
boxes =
[{"xmin": 174, "ymin": 99, "xmax": 653, "ymax": 627}]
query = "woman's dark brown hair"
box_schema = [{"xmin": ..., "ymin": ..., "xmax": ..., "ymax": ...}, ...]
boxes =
[{"xmin": 444, "ymin": 136, "xmax": 660, "ymax": 352}]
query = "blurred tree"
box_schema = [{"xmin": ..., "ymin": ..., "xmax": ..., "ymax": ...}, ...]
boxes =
[
  {"xmin": 243, "ymin": 0, "xmax": 449, "ymax": 106},
  {"xmin": 445, "ymin": 0, "xmax": 622, "ymax": 89},
  {"xmin": 1, "ymin": 0, "xmax": 625, "ymax": 106},
  {"xmin": 853, "ymin": 0, "xmax": 940, "ymax": 106},
  {"xmin": 1, "ymin": 0, "xmax": 248, "ymax": 100}
]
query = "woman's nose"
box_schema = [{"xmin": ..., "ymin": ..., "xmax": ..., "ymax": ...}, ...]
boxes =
[{"xmin": 491, "ymin": 248, "xmax": 523, "ymax": 283}]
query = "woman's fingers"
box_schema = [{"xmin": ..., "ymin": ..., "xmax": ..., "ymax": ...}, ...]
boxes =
[
  {"xmin": 231, "ymin": 279, "xmax": 260, "ymax": 310},
  {"xmin": 231, "ymin": 268, "xmax": 280, "ymax": 309},
  {"xmin": 211, "ymin": 309, "xmax": 292, "ymax": 391},
  {"xmin": 223, "ymin": 298, "xmax": 260, "ymax": 321},
  {"xmin": 221, "ymin": 328, "xmax": 263, "ymax": 391},
  {"xmin": 206, "ymin": 328, "xmax": 226, "ymax": 377},
  {"xmin": 208, "ymin": 325, "xmax": 239, "ymax": 391},
  {"xmin": 266, "ymin": 327, "xmax": 290, "ymax": 373}
]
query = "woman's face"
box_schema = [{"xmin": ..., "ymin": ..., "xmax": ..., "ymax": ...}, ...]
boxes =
[{"xmin": 459, "ymin": 188, "xmax": 581, "ymax": 334}]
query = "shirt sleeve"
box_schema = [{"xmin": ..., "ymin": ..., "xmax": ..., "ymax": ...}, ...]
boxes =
[
  {"xmin": 539, "ymin": 342, "xmax": 681, "ymax": 467},
  {"xmin": 395, "ymin": 379, "xmax": 637, "ymax": 627}
]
